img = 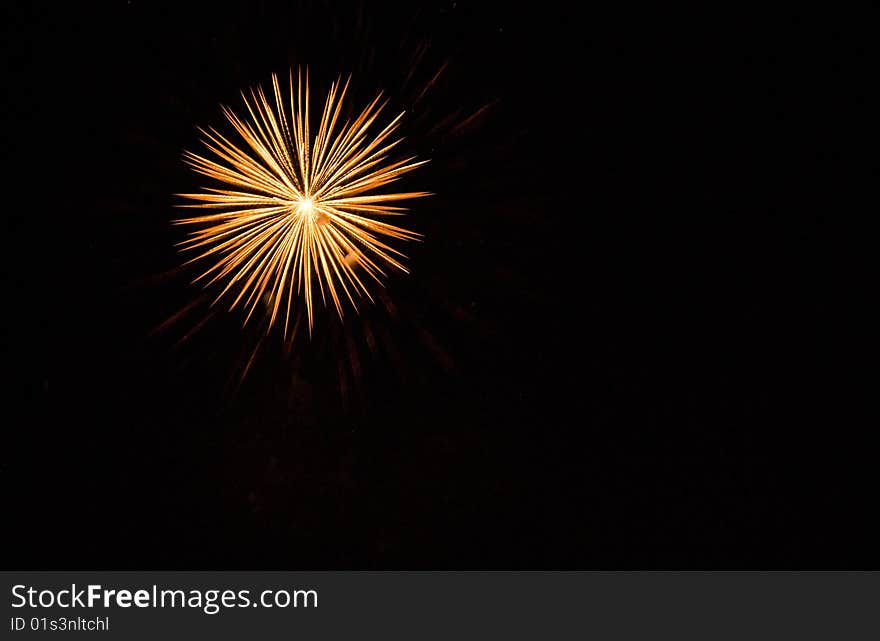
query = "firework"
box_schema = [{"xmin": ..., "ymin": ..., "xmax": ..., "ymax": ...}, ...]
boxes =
[{"xmin": 175, "ymin": 70, "xmax": 430, "ymax": 335}]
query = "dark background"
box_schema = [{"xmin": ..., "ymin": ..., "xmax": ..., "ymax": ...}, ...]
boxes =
[{"xmin": 1, "ymin": 2, "xmax": 871, "ymax": 567}]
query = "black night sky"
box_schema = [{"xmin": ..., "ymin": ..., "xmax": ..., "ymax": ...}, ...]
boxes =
[{"xmin": 2, "ymin": 2, "xmax": 871, "ymax": 568}]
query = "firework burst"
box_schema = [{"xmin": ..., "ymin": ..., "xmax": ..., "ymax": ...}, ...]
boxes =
[{"xmin": 175, "ymin": 70, "xmax": 430, "ymax": 335}]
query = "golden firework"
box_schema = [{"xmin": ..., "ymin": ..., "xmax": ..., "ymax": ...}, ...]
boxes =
[{"xmin": 175, "ymin": 70, "xmax": 429, "ymax": 335}]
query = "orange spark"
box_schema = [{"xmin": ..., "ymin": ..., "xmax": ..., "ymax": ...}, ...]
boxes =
[{"xmin": 175, "ymin": 70, "xmax": 430, "ymax": 335}]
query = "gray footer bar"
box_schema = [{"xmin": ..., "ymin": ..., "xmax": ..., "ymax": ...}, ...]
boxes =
[{"xmin": 2, "ymin": 572, "xmax": 877, "ymax": 639}]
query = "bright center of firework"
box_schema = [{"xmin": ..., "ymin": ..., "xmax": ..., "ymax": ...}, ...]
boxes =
[
  {"xmin": 297, "ymin": 197, "xmax": 315, "ymax": 214},
  {"xmin": 294, "ymin": 196, "xmax": 324, "ymax": 224}
]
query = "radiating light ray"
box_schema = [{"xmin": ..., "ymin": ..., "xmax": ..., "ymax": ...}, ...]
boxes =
[{"xmin": 175, "ymin": 69, "xmax": 430, "ymax": 335}]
